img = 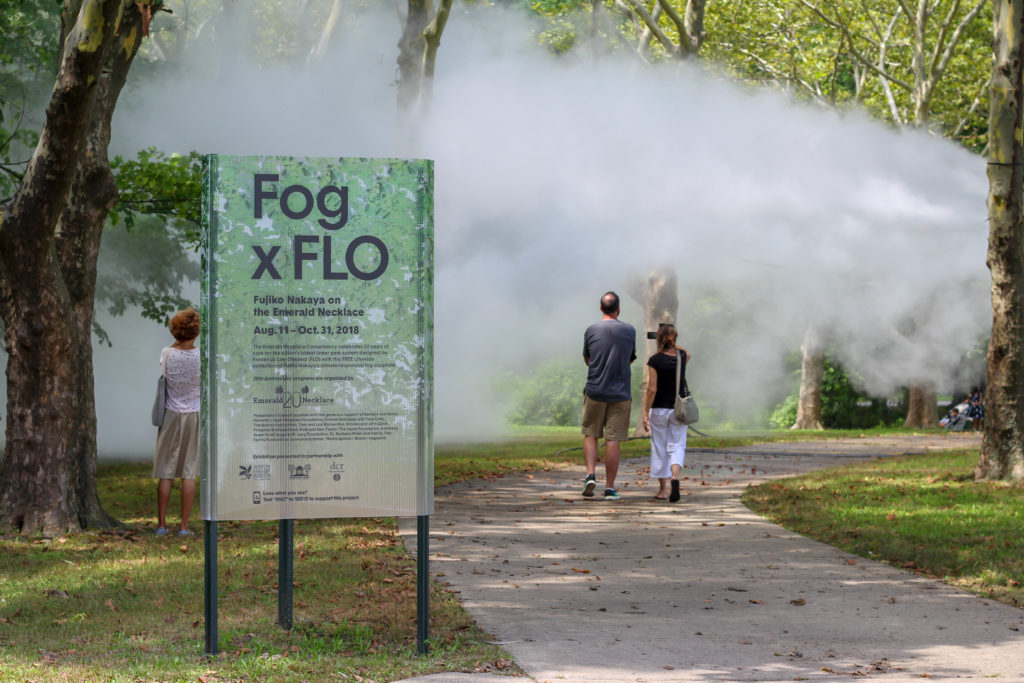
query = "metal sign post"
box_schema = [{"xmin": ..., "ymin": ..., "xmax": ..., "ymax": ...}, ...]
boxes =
[
  {"xmin": 279, "ymin": 519, "xmax": 294, "ymax": 630},
  {"xmin": 417, "ymin": 515, "xmax": 429, "ymax": 654},
  {"xmin": 204, "ymin": 520, "xmax": 218, "ymax": 655}
]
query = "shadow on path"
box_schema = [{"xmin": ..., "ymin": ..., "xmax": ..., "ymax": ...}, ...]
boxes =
[{"xmin": 401, "ymin": 433, "xmax": 1024, "ymax": 682}]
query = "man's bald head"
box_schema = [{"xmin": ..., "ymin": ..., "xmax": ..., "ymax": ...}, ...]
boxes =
[{"xmin": 600, "ymin": 291, "xmax": 620, "ymax": 316}]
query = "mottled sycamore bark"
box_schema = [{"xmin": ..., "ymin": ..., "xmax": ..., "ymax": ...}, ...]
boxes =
[
  {"xmin": 0, "ymin": 1, "xmax": 151, "ymax": 535},
  {"xmin": 792, "ymin": 326, "xmax": 824, "ymax": 430},
  {"xmin": 978, "ymin": 0, "xmax": 1024, "ymax": 481}
]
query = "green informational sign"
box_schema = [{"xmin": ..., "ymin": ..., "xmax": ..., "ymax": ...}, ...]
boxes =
[{"xmin": 200, "ymin": 155, "xmax": 433, "ymax": 521}]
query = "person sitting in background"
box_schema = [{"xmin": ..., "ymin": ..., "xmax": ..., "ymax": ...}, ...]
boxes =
[{"xmin": 942, "ymin": 407, "xmax": 965, "ymax": 431}]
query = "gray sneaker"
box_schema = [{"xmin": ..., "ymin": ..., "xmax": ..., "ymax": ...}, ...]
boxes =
[{"xmin": 582, "ymin": 474, "xmax": 597, "ymax": 497}]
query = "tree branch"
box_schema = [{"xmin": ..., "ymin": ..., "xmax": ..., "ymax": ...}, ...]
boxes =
[
  {"xmin": 737, "ymin": 47, "xmax": 828, "ymax": 103},
  {"xmin": 614, "ymin": 0, "xmax": 661, "ymax": 63},
  {"xmin": 419, "ymin": 0, "xmax": 453, "ymax": 106},
  {"xmin": 618, "ymin": 0, "xmax": 680, "ymax": 57},
  {"xmin": 931, "ymin": 0, "xmax": 986, "ymax": 85},
  {"xmin": 951, "ymin": 78, "xmax": 989, "ymax": 137},
  {"xmin": 798, "ymin": 0, "xmax": 914, "ymax": 91},
  {"xmin": 656, "ymin": 0, "xmax": 690, "ymax": 51},
  {"xmin": 877, "ymin": 9, "xmax": 905, "ymax": 124}
]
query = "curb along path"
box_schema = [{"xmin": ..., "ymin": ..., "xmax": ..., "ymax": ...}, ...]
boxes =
[{"xmin": 399, "ymin": 434, "xmax": 1024, "ymax": 682}]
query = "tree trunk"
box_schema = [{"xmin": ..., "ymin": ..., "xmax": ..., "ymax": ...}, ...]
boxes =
[
  {"xmin": 60, "ymin": 18, "xmax": 144, "ymax": 530},
  {"xmin": 791, "ymin": 325, "xmax": 824, "ymax": 430},
  {"xmin": 978, "ymin": 0, "xmax": 1024, "ymax": 481},
  {"xmin": 0, "ymin": 1, "xmax": 149, "ymax": 535},
  {"xmin": 904, "ymin": 383, "xmax": 938, "ymax": 428},
  {"xmin": 630, "ymin": 268, "xmax": 678, "ymax": 436},
  {"xmin": 308, "ymin": 0, "xmax": 343, "ymax": 64},
  {"xmin": 420, "ymin": 0, "xmax": 452, "ymax": 107},
  {"xmin": 397, "ymin": 0, "xmax": 452, "ymax": 115},
  {"xmin": 397, "ymin": 0, "xmax": 432, "ymax": 113}
]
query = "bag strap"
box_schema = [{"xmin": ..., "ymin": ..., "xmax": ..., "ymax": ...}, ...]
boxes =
[
  {"xmin": 159, "ymin": 347, "xmax": 171, "ymax": 377},
  {"xmin": 675, "ymin": 350, "xmax": 691, "ymax": 398},
  {"xmin": 674, "ymin": 350, "xmax": 682, "ymax": 397}
]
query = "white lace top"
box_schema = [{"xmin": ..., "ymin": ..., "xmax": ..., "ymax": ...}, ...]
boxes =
[{"xmin": 163, "ymin": 347, "xmax": 200, "ymax": 413}]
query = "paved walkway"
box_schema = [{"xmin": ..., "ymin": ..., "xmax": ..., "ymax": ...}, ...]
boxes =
[{"xmin": 398, "ymin": 433, "xmax": 1024, "ymax": 682}]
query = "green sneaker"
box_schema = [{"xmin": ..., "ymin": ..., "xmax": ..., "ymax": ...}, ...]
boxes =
[
  {"xmin": 582, "ymin": 474, "xmax": 597, "ymax": 497},
  {"xmin": 603, "ymin": 488, "xmax": 621, "ymax": 500}
]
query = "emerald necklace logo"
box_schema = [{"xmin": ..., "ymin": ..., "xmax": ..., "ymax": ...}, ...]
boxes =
[{"xmin": 253, "ymin": 385, "xmax": 334, "ymax": 408}]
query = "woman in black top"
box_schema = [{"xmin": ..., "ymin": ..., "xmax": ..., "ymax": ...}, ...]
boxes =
[{"xmin": 641, "ymin": 323, "xmax": 691, "ymax": 502}]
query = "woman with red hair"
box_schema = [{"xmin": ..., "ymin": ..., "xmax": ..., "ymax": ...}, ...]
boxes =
[{"xmin": 153, "ymin": 307, "xmax": 201, "ymax": 537}]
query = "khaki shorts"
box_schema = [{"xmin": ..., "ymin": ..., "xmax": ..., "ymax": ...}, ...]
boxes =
[
  {"xmin": 581, "ymin": 394, "xmax": 631, "ymax": 441},
  {"xmin": 153, "ymin": 410, "xmax": 200, "ymax": 479}
]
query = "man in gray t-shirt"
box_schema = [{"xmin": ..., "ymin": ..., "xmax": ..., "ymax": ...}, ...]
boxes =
[{"xmin": 580, "ymin": 291, "xmax": 636, "ymax": 500}]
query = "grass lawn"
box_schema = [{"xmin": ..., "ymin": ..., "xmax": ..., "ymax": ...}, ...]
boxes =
[
  {"xmin": 0, "ymin": 426, "xmax": 1010, "ymax": 681},
  {"xmin": 0, "ymin": 461, "xmax": 518, "ymax": 682},
  {"xmin": 743, "ymin": 448, "xmax": 1024, "ymax": 608}
]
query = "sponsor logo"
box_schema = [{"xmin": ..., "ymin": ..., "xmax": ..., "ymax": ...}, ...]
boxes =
[
  {"xmin": 253, "ymin": 385, "xmax": 334, "ymax": 408},
  {"xmin": 239, "ymin": 464, "xmax": 271, "ymax": 480},
  {"xmin": 289, "ymin": 464, "xmax": 311, "ymax": 479}
]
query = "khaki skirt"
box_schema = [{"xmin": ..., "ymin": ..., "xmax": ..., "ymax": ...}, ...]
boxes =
[{"xmin": 153, "ymin": 410, "xmax": 199, "ymax": 479}]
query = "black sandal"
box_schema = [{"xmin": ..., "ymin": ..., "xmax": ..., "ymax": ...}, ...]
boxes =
[{"xmin": 669, "ymin": 479, "xmax": 680, "ymax": 503}]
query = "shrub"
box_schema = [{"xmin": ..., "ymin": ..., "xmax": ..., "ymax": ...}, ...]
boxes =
[
  {"xmin": 502, "ymin": 360, "xmax": 587, "ymax": 426},
  {"xmin": 770, "ymin": 355, "xmax": 904, "ymax": 429}
]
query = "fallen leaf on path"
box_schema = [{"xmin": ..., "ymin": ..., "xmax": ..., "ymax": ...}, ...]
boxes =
[{"xmin": 790, "ymin": 598, "xmax": 806, "ymax": 606}]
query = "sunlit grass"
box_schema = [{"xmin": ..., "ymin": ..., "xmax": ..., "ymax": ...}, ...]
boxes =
[
  {"xmin": 434, "ymin": 424, "xmax": 950, "ymax": 485},
  {"xmin": 0, "ymin": 426, "xmax": 980, "ymax": 681},
  {"xmin": 0, "ymin": 462, "xmax": 515, "ymax": 682},
  {"xmin": 743, "ymin": 449, "xmax": 1024, "ymax": 607}
]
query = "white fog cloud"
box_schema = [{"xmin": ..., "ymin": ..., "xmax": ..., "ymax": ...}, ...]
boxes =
[{"xmin": 91, "ymin": 2, "xmax": 989, "ymax": 449}]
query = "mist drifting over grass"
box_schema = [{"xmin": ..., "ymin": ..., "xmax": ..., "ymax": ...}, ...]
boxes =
[{"xmin": 101, "ymin": 3, "xmax": 988, "ymax": 446}]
